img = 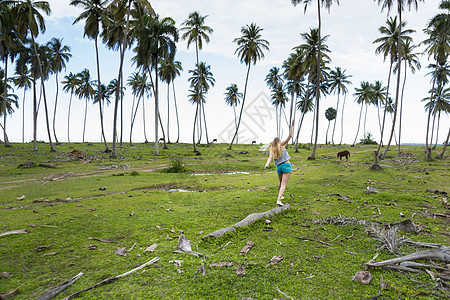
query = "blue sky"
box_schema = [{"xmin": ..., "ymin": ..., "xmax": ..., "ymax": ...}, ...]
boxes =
[{"xmin": 5, "ymin": 0, "xmax": 448, "ymax": 145}]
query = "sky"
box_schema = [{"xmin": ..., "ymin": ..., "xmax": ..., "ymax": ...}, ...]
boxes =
[{"xmin": 4, "ymin": 0, "xmax": 448, "ymax": 146}]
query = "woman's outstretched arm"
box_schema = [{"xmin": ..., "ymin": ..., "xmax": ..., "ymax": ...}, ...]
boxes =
[
  {"xmin": 264, "ymin": 154, "xmax": 273, "ymax": 169},
  {"xmin": 281, "ymin": 120, "xmax": 295, "ymax": 146}
]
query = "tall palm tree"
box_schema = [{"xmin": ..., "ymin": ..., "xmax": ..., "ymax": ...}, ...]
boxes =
[
  {"xmin": 292, "ymin": 0, "xmax": 340, "ymax": 159},
  {"xmin": 47, "ymin": 37, "xmax": 71, "ymax": 145},
  {"xmin": 270, "ymin": 83, "xmax": 288, "ymax": 137},
  {"xmin": 228, "ymin": 23, "xmax": 269, "ymax": 150},
  {"xmin": 75, "ymin": 69, "xmax": 94, "ymax": 143},
  {"xmin": 371, "ymin": 80, "xmax": 388, "ymax": 138},
  {"xmin": 393, "ymin": 39, "xmax": 420, "ymax": 152},
  {"xmin": 188, "ymin": 62, "xmax": 215, "ymax": 146},
  {"xmin": 127, "ymin": 71, "xmax": 151, "ymax": 145},
  {"xmin": 0, "ymin": 2, "xmax": 19, "ymax": 147},
  {"xmin": 0, "ymin": 68, "xmax": 18, "ymax": 144},
  {"xmin": 224, "ymin": 83, "xmax": 242, "ymax": 144},
  {"xmin": 71, "ymin": 0, "xmax": 110, "ymax": 151},
  {"xmin": 12, "ymin": 0, "xmax": 54, "ymax": 151},
  {"xmin": 133, "ymin": 14, "xmax": 178, "ymax": 155},
  {"xmin": 13, "ymin": 71, "xmax": 33, "ymax": 143},
  {"xmin": 329, "ymin": 67, "xmax": 351, "ymax": 145},
  {"xmin": 181, "ymin": 11, "xmax": 213, "ymax": 148},
  {"xmin": 325, "ymin": 107, "xmax": 336, "ymax": 144},
  {"xmin": 159, "ymin": 57, "xmax": 182, "ymax": 144},
  {"xmin": 374, "ymin": 0, "xmax": 424, "ymax": 159},
  {"xmin": 107, "ymin": 0, "xmax": 154, "ymax": 157},
  {"xmin": 265, "ymin": 67, "xmax": 285, "ymax": 136},
  {"xmin": 352, "ymin": 81, "xmax": 374, "ymax": 146},
  {"xmin": 422, "ymin": 0, "xmax": 449, "ymax": 158},
  {"xmin": 62, "ymin": 72, "xmax": 79, "ymax": 143}
]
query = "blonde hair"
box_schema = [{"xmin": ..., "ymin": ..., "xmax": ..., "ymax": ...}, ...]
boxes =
[{"xmin": 269, "ymin": 137, "xmax": 282, "ymax": 159}]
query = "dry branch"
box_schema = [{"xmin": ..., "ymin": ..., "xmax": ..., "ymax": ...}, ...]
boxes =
[
  {"xmin": 62, "ymin": 257, "xmax": 159, "ymax": 300},
  {"xmin": 366, "ymin": 247, "xmax": 450, "ymax": 268},
  {"xmin": 175, "ymin": 233, "xmax": 206, "ymax": 258},
  {"xmin": 0, "ymin": 229, "xmax": 29, "ymax": 237},
  {"xmin": 36, "ymin": 272, "xmax": 83, "ymax": 300},
  {"xmin": 202, "ymin": 204, "xmax": 291, "ymax": 239}
]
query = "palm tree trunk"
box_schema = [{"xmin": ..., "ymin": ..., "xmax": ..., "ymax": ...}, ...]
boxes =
[
  {"xmin": 192, "ymin": 101, "xmax": 198, "ymax": 152},
  {"xmin": 339, "ymin": 94, "xmax": 346, "ymax": 145},
  {"xmin": 83, "ymin": 98, "xmax": 88, "ymax": 143},
  {"xmin": 398, "ymin": 60, "xmax": 407, "ymax": 154},
  {"xmin": 433, "ymin": 111, "xmax": 441, "ymax": 149},
  {"xmin": 52, "ymin": 73, "xmax": 60, "ymax": 144},
  {"xmin": 31, "ymin": 35, "xmax": 55, "ymax": 152},
  {"xmin": 363, "ymin": 103, "xmax": 368, "ymax": 136},
  {"xmin": 2, "ymin": 58, "xmax": 10, "ymax": 147},
  {"xmin": 130, "ymin": 95, "xmax": 141, "ymax": 145},
  {"xmin": 129, "ymin": 95, "xmax": 136, "ymax": 145},
  {"xmin": 32, "ymin": 79, "xmax": 37, "ymax": 151},
  {"xmin": 154, "ymin": 64, "xmax": 160, "ymax": 155},
  {"xmin": 202, "ymin": 101, "xmax": 209, "ymax": 144},
  {"xmin": 352, "ymin": 104, "xmax": 364, "ymax": 146},
  {"xmin": 22, "ymin": 88, "xmax": 26, "ymax": 143},
  {"xmin": 158, "ymin": 110, "xmax": 167, "ymax": 149},
  {"xmin": 310, "ymin": 109, "xmax": 315, "ymax": 146},
  {"xmin": 94, "ymin": 37, "xmax": 109, "ymax": 152},
  {"xmin": 425, "ymin": 78, "xmax": 436, "ymax": 160},
  {"xmin": 143, "ymin": 92, "xmax": 148, "ymax": 143},
  {"xmin": 436, "ymin": 127, "xmax": 449, "ymax": 159},
  {"xmin": 332, "ymin": 92, "xmax": 340, "ymax": 146},
  {"xmin": 295, "ymin": 109, "xmax": 307, "ymax": 153},
  {"xmin": 377, "ymin": 62, "xmax": 393, "ymax": 154},
  {"xmin": 67, "ymin": 93, "xmax": 72, "ymax": 143},
  {"xmin": 308, "ymin": 0, "xmax": 321, "ymax": 160},
  {"xmin": 172, "ymin": 81, "xmax": 180, "ymax": 143},
  {"xmin": 228, "ymin": 63, "xmax": 251, "ymax": 150},
  {"xmin": 326, "ymin": 120, "xmax": 331, "ymax": 144},
  {"xmin": 233, "ymin": 105, "xmax": 237, "ymax": 144},
  {"xmin": 167, "ymin": 82, "xmax": 171, "ymax": 143},
  {"xmin": 380, "ymin": 5, "xmax": 403, "ymax": 159},
  {"xmin": 196, "ymin": 103, "xmax": 202, "ymax": 144}
]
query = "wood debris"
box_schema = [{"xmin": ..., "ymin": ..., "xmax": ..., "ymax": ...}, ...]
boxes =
[
  {"xmin": 0, "ymin": 289, "xmax": 19, "ymax": 299},
  {"xmin": 35, "ymin": 272, "xmax": 83, "ymax": 300},
  {"xmin": 174, "ymin": 232, "xmax": 206, "ymax": 258},
  {"xmin": 235, "ymin": 265, "xmax": 246, "ymax": 276},
  {"xmin": 202, "ymin": 204, "xmax": 291, "ymax": 239},
  {"xmin": 240, "ymin": 241, "xmax": 254, "ymax": 255},
  {"xmin": 144, "ymin": 244, "xmax": 157, "ymax": 253},
  {"xmin": 210, "ymin": 262, "xmax": 234, "ymax": 268},
  {"xmin": 0, "ymin": 229, "xmax": 29, "ymax": 237},
  {"xmin": 352, "ymin": 270, "xmax": 372, "ymax": 284}
]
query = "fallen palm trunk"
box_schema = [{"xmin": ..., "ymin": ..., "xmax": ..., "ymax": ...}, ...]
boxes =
[
  {"xmin": 366, "ymin": 247, "xmax": 450, "ymax": 268},
  {"xmin": 62, "ymin": 257, "xmax": 159, "ymax": 300},
  {"xmin": 202, "ymin": 204, "xmax": 291, "ymax": 239},
  {"xmin": 36, "ymin": 272, "xmax": 83, "ymax": 300}
]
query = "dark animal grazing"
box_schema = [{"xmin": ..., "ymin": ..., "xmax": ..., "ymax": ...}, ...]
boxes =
[
  {"xmin": 212, "ymin": 138, "xmax": 217, "ymax": 143},
  {"xmin": 252, "ymin": 141, "xmax": 257, "ymax": 145},
  {"xmin": 337, "ymin": 150, "xmax": 350, "ymax": 161},
  {"xmin": 158, "ymin": 138, "xmax": 165, "ymax": 142}
]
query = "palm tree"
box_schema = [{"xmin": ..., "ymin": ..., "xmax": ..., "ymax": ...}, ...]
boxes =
[
  {"xmin": 294, "ymin": 89, "xmax": 314, "ymax": 152},
  {"xmin": 393, "ymin": 39, "xmax": 420, "ymax": 152},
  {"xmin": 12, "ymin": 0, "xmax": 54, "ymax": 152},
  {"xmin": 228, "ymin": 23, "xmax": 269, "ymax": 150},
  {"xmin": 127, "ymin": 71, "xmax": 151, "ymax": 145},
  {"xmin": 188, "ymin": 62, "xmax": 215, "ymax": 147},
  {"xmin": 422, "ymin": 0, "xmax": 449, "ymax": 158},
  {"xmin": 13, "ymin": 71, "xmax": 33, "ymax": 143},
  {"xmin": 373, "ymin": 16, "xmax": 414, "ymax": 155},
  {"xmin": 133, "ymin": 14, "xmax": 178, "ymax": 155},
  {"xmin": 159, "ymin": 57, "xmax": 182, "ymax": 144},
  {"xmin": 62, "ymin": 72, "xmax": 79, "ymax": 143},
  {"xmin": 329, "ymin": 67, "xmax": 351, "ymax": 145},
  {"xmin": 0, "ymin": 68, "xmax": 18, "ymax": 144},
  {"xmin": 352, "ymin": 81, "xmax": 374, "ymax": 146},
  {"xmin": 75, "ymin": 69, "xmax": 95, "ymax": 143},
  {"xmin": 107, "ymin": 0, "xmax": 154, "ymax": 157},
  {"xmin": 181, "ymin": 11, "xmax": 213, "ymax": 148},
  {"xmin": 374, "ymin": 0, "xmax": 424, "ymax": 159},
  {"xmin": 422, "ymin": 85, "xmax": 450, "ymax": 150},
  {"xmin": 47, "ymin": 37, "xmax": 71, "ymax": 145},
  {"xmin": 265, "ymin": 67, "xmax": 285, "ymax": 136},
  {"xmin": 0, "ymin": 2, "xmax": 19, "ymax": 147},
  {"xmin": 325, "ymin": 107, "xmax": 336, "ymax": 144},
  {"xmin": 224, "ymin": 83, "xmax": 243, "ymax": 144},
  {"xmin": 371, "ymin": 80, "xmax": 388, "ymax": 138},
  {"xmin": 270, "ymin": 83, "xmax": 288, "ymax": 137},
  {"xmin": 71, "ymin": 0, "xmax": 111, "ymax": 151},
  {"xmin": 292, "ymin": 0, "xmax": 340, "ymax": 160}
]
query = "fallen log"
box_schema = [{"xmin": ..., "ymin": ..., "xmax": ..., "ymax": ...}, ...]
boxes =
[
  {"xmin": 0, "ymin": 229, "xmax": 29, "ymax": 237},
  {"xmin": 366, "ymin": 247, "xmax": 450, "ymax": 268},
  {"xmin": 36, "ymin": 272, "xmax": 83, "ymax": 300},
  {"xmin": 202, "ymin": 204, "xmax": 291, "ymax": 239},
  {"xmin": 62, "ymin": 257, "xmax": 159, "ymax": 300}
]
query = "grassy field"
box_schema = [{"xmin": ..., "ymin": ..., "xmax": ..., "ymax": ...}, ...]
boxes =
[{"xmin": 0, "ymin": 142, "xmax": 448, "ymax": 299}]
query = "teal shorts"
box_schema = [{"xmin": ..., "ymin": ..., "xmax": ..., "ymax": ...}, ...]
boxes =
[{"xmin": 277, "ymin": 163, "xmax": 292, "ymax": 174}]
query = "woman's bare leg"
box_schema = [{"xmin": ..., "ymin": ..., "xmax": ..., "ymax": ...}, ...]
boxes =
[{"xmin": 277, "ymin": 172, "xmax": 291, "ymax": 204}]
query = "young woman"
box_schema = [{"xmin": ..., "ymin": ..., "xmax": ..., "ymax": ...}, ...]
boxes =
[{"xmin": 264, "ymin": 120, "xmax": 294, "ymax": 206}]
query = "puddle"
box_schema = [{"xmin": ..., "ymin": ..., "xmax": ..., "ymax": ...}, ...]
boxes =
[{"xmin": 164, "ymin": 189, "xmax": 196, "ymax": 193}]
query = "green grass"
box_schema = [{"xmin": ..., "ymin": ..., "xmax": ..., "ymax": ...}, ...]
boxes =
[{"xmin": 0, "ymin": 142, "xmax": 448, "ymax": 299}]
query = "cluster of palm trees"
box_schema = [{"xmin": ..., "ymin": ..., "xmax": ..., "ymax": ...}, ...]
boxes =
[{"xmin": 0, "ymin": 0, "xmax": 448, "ymax": 161}]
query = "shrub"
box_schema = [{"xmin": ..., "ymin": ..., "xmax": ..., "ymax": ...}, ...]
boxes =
[
  {"xmin": 359, "ymin": 132, "xmax": 378, "ymax": 145},
  {"xmin": 163, "ymin": 159, "xmax": 188, "ymax": 173}
]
